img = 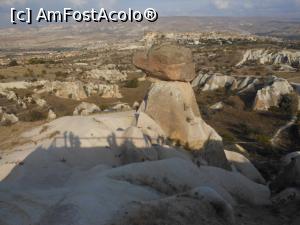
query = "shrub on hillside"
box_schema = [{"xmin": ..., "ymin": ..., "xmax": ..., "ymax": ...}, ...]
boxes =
[
  {"xmin": 24, "ymin": 109, "xmax": 48, "ymax": 122},
  {"xmin": 8, "ymin": 60, "xmax": 18, "ymax": 67},
  {"xmin": 279, "ymin": 93, "xmax": 299, "ymax": 116},
  {"xmin": 225, "ymin": 96, "xmax": 245, "ymax": 110},
  {"xmin": 28, "ymin": 58, "xmax": 55, "ymax": 65},
  {"xmin": 124, "ymin": 78, "xmax": 139, "ymax": 88}
]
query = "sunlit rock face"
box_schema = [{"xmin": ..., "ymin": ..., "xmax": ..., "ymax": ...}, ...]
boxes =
[{"xmin": 133, "ymin": 43, "xmax": 196, "ymax": 82}]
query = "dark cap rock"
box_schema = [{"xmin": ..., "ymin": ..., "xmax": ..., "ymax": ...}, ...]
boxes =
[{"xmin": 133, "ymin": 44, "xmax": 196, "ymax": 82}]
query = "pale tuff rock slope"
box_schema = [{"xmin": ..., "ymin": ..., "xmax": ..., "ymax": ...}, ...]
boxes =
[
  {"xmin": 237, "ymin": 49, "xmax": 300, "ymax": 68},
  {"xmin": 192, "ymin": 73, "xmax": 259, "ymax": 92},
  {"xmin": 0, "ymin": 110, "xmax": 272, "ymax": 225},
  {"xmin": 192, "ymin": 73, "xmax": 296, "ymax": 111},
  {"xmin": 253, "ymin": 78, "xmax": 294, "ymax": 111},
  {"xmin": 84, "ymin": 68, "xmax": 127, "ymax": 84},
  {"xmin": 73, "ymin": 102, "xmax": 101, "ymax": 116},
  {"xmin": 0, "ymin": 80, "xmax": 122, "ymax": 101}
]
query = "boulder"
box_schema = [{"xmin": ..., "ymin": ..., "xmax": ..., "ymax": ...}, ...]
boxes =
[
  {"xmin": 133, "ymin": 44, "xmax": 196, "ymax": 82},
  {"xmin": 210, "ymin": 102, "xmax": 224, "ymax": 110},
  {"xmin": 0, "ymin": 113, "xmax": 19, "ymax": 125},
  {"xmin": 73, "ymin": 102, "xmax": 101, "ymax": 116},
  {"xmin": 111, "ymin": 103, "xmax": 131, "ymax": 111},
  {"xmin": 32, "ymin": 95, "xmax": 47, "ymax": 107},
  {"xmin": 138, "ymin": 81, "xmax": 229, "ymax": 169},
  {"xmin": 47, "ymin": 110, "xmax": 57, "ymax": 120},
  {"xmin": 225, "ymin": 150, "xmax": 266, "ymax": 184},
  {"xmin": 132, "ymin": 101, "xmax": 140, "ymax": 110}
]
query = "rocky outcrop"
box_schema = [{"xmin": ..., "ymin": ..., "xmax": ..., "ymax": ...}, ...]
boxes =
[
  {"xmin": 32, "ymin": 94, "xmax": 47, "ymax": 108},
  {"xmin": 210, "ymin": 102, "xmax": 224, "ymax": 110},
  {"xmin": 142, "ymin": 32, "xmax": 265, "ymax": 48},
  {"xmin": 193, "ymin": 73, "xmax": 295, "ymax": 112},
  {"xmin": 192, "ymin": 73, "xmax": 259, "ymax": 92},
  {"xmin": 133, "ymin": 44, "xmax": 196, "ymax": 82},
  {"xmin": 237, "ymin": 49, "xmax": 300, "ymax": 68},
  {"xmin": 0, "ymin": 113, "xmax": 19, "ymax": 125},
  {"xmin": 84, "ymin": 83, "xmax": 122, "ymax": 99},
  {"xmin": 47, "ymin": 109, "xmax": 57, "ymax": 120},
  {"xmin": 73, "ymin": 102, "xmax": 101, "ymax": 116},
  {"xmin": 37, "ymin": 81, "xmax": 122, "ymax": 100},
  {"xmin": 253, "ymin": 78, "xmax": 294, "ymax": 111},
  {"xmin": 271, "ymin": 154, "xmax": 300, "ymax": 192},
  {"xmin": 225, "ymin": 150, "xmax": 266, "ymax": 184},
  {"xmin": 85, "ymin": 68, "xmax": 127, "ymax": 84},
  {"xmin": 201, "ymin": 74, "xmax": 235, "ymax": 91},
  {"xmin": 38, "ymin": 81, "xmax": 88, "ymax": 100},
  {"xmin": 0, "ymin": 80, "xmax": 122, "ymax": 101},
  {"xmin": 134, "ymin": 44, "xmax": 229, "ymax": 169},
  {"xmin": 138, "ymin": 82, "xmax": 224, "ymax": 149},
  {"xmin": 111, "ymin": 103, "xmax": 131, "ymax": 111}
]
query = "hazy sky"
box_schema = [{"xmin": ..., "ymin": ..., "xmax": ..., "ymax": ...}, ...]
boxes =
[{"xmin": 1, "ymin": 0, "xmax": 300, "ymax": 26}]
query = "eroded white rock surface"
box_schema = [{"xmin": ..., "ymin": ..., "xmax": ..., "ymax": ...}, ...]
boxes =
[
  {"xmin": 237, "ymin": 49, "xmax": 300, "ymax": 68},
  {"xmin": 225, "ymin": 150, "xmax": 266, "ymax": 184},
  {"xmin": 73, "ymin": 102, "xmax": 101, "ymax": 116},
  {"xmin": 0, "ymin": 111, "xmax": 271, "ymax": 225},
  {"xmin": 253, "ymin": 78, "xmax": 293, "ymax": 111}
]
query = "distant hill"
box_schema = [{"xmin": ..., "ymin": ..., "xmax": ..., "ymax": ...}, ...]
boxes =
[{"xmin": 0, "ymin": 17, "xmax": 300, "ymax": 50}]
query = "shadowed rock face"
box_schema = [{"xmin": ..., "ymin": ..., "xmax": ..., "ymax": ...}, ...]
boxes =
[
  {"xmin": 138, "ymin": 81, "xmax": 229, "ymax": 169},
  {"xmin": 133, "ymin": 44, "xmax": 196, "ymax": 82}
]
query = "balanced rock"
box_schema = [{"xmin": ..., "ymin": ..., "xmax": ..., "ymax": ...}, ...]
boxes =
[
  {"xmin": 138, "ymin": 81, "xmax": 229, "ymax": 169},
  {"xmin": 133, "ymin": 43, "xmax": 196, "ymax": 82}
]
